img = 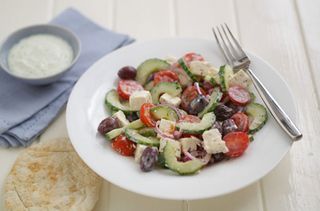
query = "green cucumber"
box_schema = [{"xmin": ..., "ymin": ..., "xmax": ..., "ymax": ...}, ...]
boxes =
[
  {"xmin": 204, "ymin": 75, "xmax": 217, "ymax": 86},
  {"xmin": 246, "ymin": 103, "xmax": 268, "ymax": 134},
  {"xmin": 138, "ymin": 128, "xmax": 157, "ymax": 137},
  {"xmin": 105, "ymin": 90, "xmax": 137, "ymax": 114},
  {"xmin": 164, "ymin": 141, "xmax": 205, "ymax": 175},
  {"xmin": 176, "ymin": 112, "xmax": 215, "ymax": 134},
  {"xmin": 219, "ymin": 65, "xmax": 234, "ymax": 91},
  {"xmin": 150, "ymin": 82, "xmax": 182, "ymax": 103},
  {"xmin": 144, "ymin": 81, "xmax": 154, "ymax": 91},
  {"xmin": 125, "ymin": 128, "xmax": 160, "ymax": 147},
  {"xmin": 105, "ymin": 119, "xmax": 144, "ymax": 141},
  {"xmin": 150, "ymin": 105, "xmax": 179, "ymax": 121},
  {"xmin": 136, "ymin": 58, "xmax": 170, "ymax": 85},
  {"xmin": 178, "ymin": 58, "xmax": 199, "ymax": 82},
  {"xmin": 198, "ymin": 88, "xmax": 223, "ymax": 118}
]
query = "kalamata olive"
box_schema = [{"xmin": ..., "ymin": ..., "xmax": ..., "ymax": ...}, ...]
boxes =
[
  {"xmin": 222, "ymin": 119, "xmax": 238, "ymax": 136},
  {"xmin": 213, "ymin": 121, "xmax": 223, "ymax": 134},
  {"xmin": 146, "ymin": 73, "xmax": 155, "ymax": 83},
  {"xmin": 140, "ymin": 147, "xmax": 158, "ymax": 172},
  {"xmin": 212, "ymin": 152, "xmax": 225, "ymax": 163},
  {"xmin": 117, "ymin": 66, "xmax": 137, "ymax": 80},
  {"xmin": 126, "ymin": 112, "xmax": 139, "ymax": 122},
  {"xmin": 202, "ymin": 80, "xmax": 213, "ymax": 92},
  {"xmin": 226, "ymin": 102, "xmax": 245, "ymax": 114},
  {"xmin": 97, "ymin": 117, "xmax": 120, "ymax": 135},
  {"xmin": 188, "ymin": 95, "xmax": 209, "ymax": 115},
  {"xmin": 214, "ymin": 104, "xmax": 234, "ymax": 121}
]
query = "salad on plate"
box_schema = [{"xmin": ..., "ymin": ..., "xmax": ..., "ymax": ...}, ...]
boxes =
[{"xmin": 97, "ymin": 52, "xmax": 267, "ymax": 175}]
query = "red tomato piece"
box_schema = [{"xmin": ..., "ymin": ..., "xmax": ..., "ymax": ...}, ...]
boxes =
[
  {"xmin": 231, "ymin": 112, "xmax": 249, "ymax": 132},
  {"xmin": 111, "ymin": 135, "xmax": 136, "ymax": 156},
  {"xmin": 228, "ymin": 85, "xmax": 251, "ymax": 105},
  {"xmin": 117, "ymin": 80, "xmax": 144, "ymax": 100},
  {"xmin": 178, "ymin": 115, "xmax": 201, "ymax": 123},
  {"xmin": 183, "ymin": 52, "xmax": 204, "ymax": 63},
  {"xmin": 154, "ymin": 70, "xmax": 179, "ymax": 85},
  {"xmin": 223, "ymin": 131, "xmax": 249, "ymax": 158},
  {"xmin": 140, "ymin": 103, "xmax": 156, "ymax": 127},
  {"xmin": 180, "ymin": 85, "xmax": 205, "ymax": 111}
]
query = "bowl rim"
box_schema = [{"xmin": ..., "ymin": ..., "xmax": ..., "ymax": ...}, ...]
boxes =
[{"xmin": 0, "ymin": 24, "xmax": 81, "ymax": 82}]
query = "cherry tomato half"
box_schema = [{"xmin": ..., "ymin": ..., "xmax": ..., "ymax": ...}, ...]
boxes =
[
  {"xmin": 111, "ymin": 135, "xmax": 136, "ymax": 156},
  {"xmin": 183, "ymin": 52, "xmax": 204, "ymax": 63},
  {"xmin": 231, "ymin": 112, "xmax": 249, "ymax": 132},
  {"xmin": 228, "ymin": 85, "xmax": 251, "ymax": 106},
  {"xmin": 154, "ymin": 70, "xmax": 179, "ymax": 85},
  {"xmin": 140, "ymin": 103, "xmax": 156, "ymax": 127},
  {"xmin": 180, "ymin": 85, "xmax": 205, "ymax": 111},
  {"xmin": 223, "ymin": 131, "xmax": 249, "ymax": 158},
  {"xmin": 117, "ymin": 80, "xmax": 144, "ymax": 100}
]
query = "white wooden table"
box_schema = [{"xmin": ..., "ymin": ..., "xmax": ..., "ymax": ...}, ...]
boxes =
[{"xmin": 1, "ymin": 0, "xmax": 319, "ymax": 210}]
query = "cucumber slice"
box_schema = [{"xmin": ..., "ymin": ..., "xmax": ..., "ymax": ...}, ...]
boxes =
[
  {"xmin": 246, "ymin": 103, "xmax": 268, "ymax": 134},
  {"xmin": 178, "ymin": 58, "xmax": 199, "ymax": 82},
  {"xmin": 105, "ymin": 119, "xmax": 144, "ymax": 141},
  {"xmin": 105, "ymin": 90, "xmax": 137, "ymax": 114},
  {"xmin": 176, "ymin": 112, "xmax": 216, "ymax": 134},
  {"xmin": 139, "ymin": 128, "xmax": 157, "ymax": 137},
  {"xmin": 144, "ymin": 81, "xmax": 154, "ymax": 91},
  {"xmin": 198, "ymin": 88, "xmax": 223, "ymax": 118},
  {"xmin": 150, "ymin": 105, "xmax": 179, "ymax": 121},
  {"xmin": 136, "ymin": 58, "xmax": 170, "ymax": 85},
  {"xmin": 105, "ymin": 128, "xmax": 124, "ymax": 141},
  {"xmin": 219, "ymin": 65, "xmax": 234, "ymax": 91},
  {"xmin": 150, "ymin": 82, "xmax": 182, "ymax": 104},
  {"xmin": 125, "ymin": 128, "xmax": 160, "ymax": 147},
  {"xmin": 164, "ymin": 141, "xmax": 205, "ymax": 175},
  {"xmin": 204, "ymin": 75, "xmax": 217, "ymax": 86}
]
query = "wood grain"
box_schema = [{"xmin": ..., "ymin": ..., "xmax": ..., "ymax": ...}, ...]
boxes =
[{"xmin": 235, "ymin": 0, "xmax": 320, "ymax": 210}]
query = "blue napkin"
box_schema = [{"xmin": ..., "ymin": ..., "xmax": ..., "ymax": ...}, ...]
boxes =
[{"xmin": 0, "ymin": 8, "xmax": 134, "ymax": 147}]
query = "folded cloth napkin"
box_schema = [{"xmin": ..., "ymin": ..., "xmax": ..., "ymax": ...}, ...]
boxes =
[{"xmin": 0, "ymin": 8, "xmax": 134, "ymax": 147}]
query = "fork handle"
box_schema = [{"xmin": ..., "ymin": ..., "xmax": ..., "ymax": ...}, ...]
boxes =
[{"xmin": 246, "ymin": 68, "xmax": 302, "ymax": 140}]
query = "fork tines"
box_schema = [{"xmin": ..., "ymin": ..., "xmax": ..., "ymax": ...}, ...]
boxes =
[{"xmin": 212, "ymin": 24, "xmax": 246, "ymax": 66}]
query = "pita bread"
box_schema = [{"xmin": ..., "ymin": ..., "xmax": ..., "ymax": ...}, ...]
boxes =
[{"xmin": 4, "ymin": 138, "xmax": 102, "ymax": 211}]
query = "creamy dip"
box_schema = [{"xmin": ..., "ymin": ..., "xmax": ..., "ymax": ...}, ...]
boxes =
[{"xmin": 8, "ymin": 34, "xmax": 74, "ymax": 78}]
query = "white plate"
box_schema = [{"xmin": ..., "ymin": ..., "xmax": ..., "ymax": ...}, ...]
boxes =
[{"xmin": 66, "ymin": 38, "xmax": 295, "ymax": 200}]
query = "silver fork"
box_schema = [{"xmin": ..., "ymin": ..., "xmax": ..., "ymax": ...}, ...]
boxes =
[{"xmin": 212, "ymin": 23, "xmax": 302, "ymax": 141}]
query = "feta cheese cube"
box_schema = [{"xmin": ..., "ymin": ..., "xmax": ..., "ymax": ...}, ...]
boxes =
[
  {"xmin": 159, "ymin": 138, "xmax": 181, "ymax": 157},
  {"xmin": 134, "ymin": 144, "xmax": 148, "ymax": 163},
  {"xmin": 159, "ymin": 93, "xmax": 181, "ymax": 107},
  {"xmin": 228, "ymin": 69, "xmax": 252, "ymax": 88},
  {"xmin": 202, "ymin": 129, "xmax": 229, "ymax": 154},
  {"xmin": 129, "ymin": 90, "xmax": 152, "ymax": 110},
  {"xmin": 165, "ymin": 56, "xmax": 178, "ymax": 65},
  {"xmin": 113, "ymin": 110, "xmax": 129, "ymax": 127},
  {"xmin": 159, "ymin": 119, "xmax": 176, "ymax": 134},
  {"xmin": 189, "ymin": 61, "xmax": 219, "ymax": 77}
]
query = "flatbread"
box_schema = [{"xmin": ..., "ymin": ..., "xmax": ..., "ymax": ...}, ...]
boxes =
[{"xmin": 4, "ymin": 138, "xmax": 102, "ymax": 211}]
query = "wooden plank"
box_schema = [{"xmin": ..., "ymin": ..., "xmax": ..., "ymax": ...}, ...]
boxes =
[
  {"xmin": 295, "ymin": 0, "xmax": 320, "ymax": 103},
  {"xmin": 175, "ymin": 0, "xmax": 264, "ymax": 210},
  {"xmin": 52, "ymin": 0, "xmax": 112, "ymax": 27},
  {"xmin": 108, "ymin": 185, "xmax": 183, "ymax": 211},
  {"xmin": 175, "ymin": 0, "xmax": 237, "ymax": 39},
  {"xmin": 113, "ymin": 0, "xmax": 173, "ymax": 40},
  {"xmin": 235, "ymin": 0, "xmax": 320, "ymax": 210},
  {"xmin": 0, "ymin": 0, "xmax": 51, "ymax": 40}
]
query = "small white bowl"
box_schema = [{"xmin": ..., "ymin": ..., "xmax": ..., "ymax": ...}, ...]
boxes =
[{"xmin": 0, "ymin": 24, "xmax": 81, "ymax": 85}]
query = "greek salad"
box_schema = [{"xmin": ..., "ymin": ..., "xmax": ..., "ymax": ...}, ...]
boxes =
[{"xmin": 97, "ymin": 52, "xmax": 267, "ymax": 175}]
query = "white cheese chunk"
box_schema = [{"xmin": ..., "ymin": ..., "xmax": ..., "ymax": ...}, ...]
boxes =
[
  {"xmin": 159, "ymin": 93, "xmax": 181, "ymax": 107},
  {"xmin": 129, "ymin": 90, "xmax": 152, "ymax": 110},
  {"xmin": 113, "ymin": 110, "xmax": 129, "ymax": 127},
  {"xmin": 159, "ymin": 119, "xmax": 176, "ymax": 134},
  {"xmin": 202, "ymin": 129, "xmax": 229, "ymax": 154},
  {"xmin": 159, "ymin": 138, "xmax": 181, "ymax": 157},
  {"xmin": 228, "ymin": 69, "xmax": 252, "ymax": 88},
  {"xmin": 165, "ymin": 56, "xmax": 178, "ymax": 65},
  {"xmin": 189, "ymin": 60, "xmax": 219, "ymax": 77},
  {"xmin": 134, "ymin": 144, "xmax": 148, "ymax": 163}
]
